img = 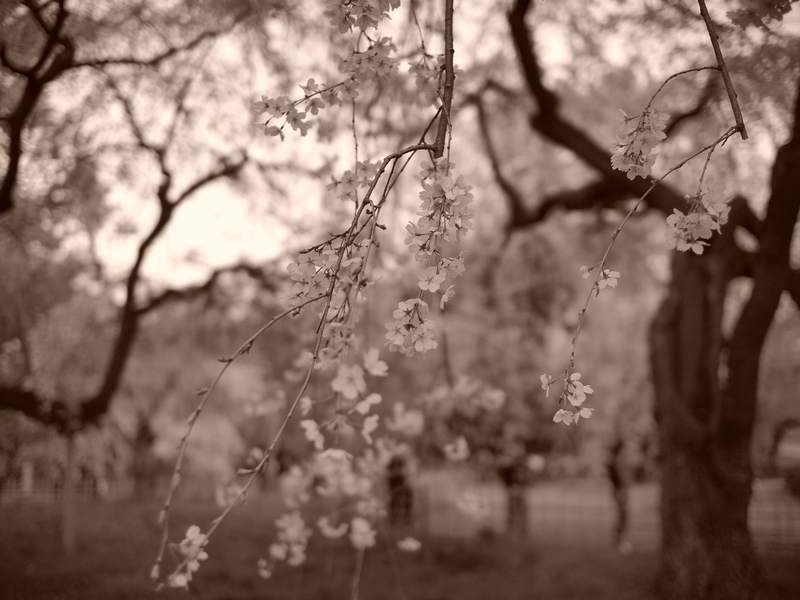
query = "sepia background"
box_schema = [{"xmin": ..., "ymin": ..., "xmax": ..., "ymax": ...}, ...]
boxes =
[{"xmin": 1, "ymin": 1, "xmax": 799, "ymax": 598}]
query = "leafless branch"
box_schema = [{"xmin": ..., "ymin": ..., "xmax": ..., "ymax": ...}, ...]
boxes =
[
  {"xmin": 664, "ymin": 74, "xmax": 720, "ymax": 137},
  {"xmin": 137, "ymin": 263, "xmax": 276, "ymax": 316},
  {"xmin": 788, "ymin": 270, "xmax": 800, "ymax": 309}
]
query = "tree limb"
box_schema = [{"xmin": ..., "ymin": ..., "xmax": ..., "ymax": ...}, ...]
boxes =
[
  {"xmin": 788, "ymin": 269, "xmax": 800, "ymax": 309},
  {"xmin": 173, "ymin": 154, "xmax": 248, "ymax": 207},
  {"xmin": 0, "ymin": 5, "xmax": 250, "ymax": 215},
  {"xmin": 26, "ymin": 0, "xmax": 69, "ymax": 75},
  {"xmin": 137, "ymin": 262, "xmax": 278, "ymax": 316},
  {"xmin": 72, "ymin": 9, "xmax": 249, "ymax": 69},
  {"xmin": 507, "ymin": 0, "xmax": 686, "ymax": 217}
]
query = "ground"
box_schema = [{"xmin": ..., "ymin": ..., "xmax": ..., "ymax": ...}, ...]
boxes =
[{"xmin": 0, "ymin": 480, "xmax": 798, "ymax": 600}]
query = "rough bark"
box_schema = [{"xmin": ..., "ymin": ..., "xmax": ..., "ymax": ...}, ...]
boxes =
[
  {"xmin": 651, "ymin": 87, "xmax": 800, "ymax": 600},
  {"xmin": 503, "ymin": 3, "xmax": 800, "ymax": 598}
]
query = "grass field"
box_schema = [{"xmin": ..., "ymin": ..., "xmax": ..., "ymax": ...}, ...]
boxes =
[{"xmin": 1, "ymin": 488, "xmax": 799, "ymax": 600}]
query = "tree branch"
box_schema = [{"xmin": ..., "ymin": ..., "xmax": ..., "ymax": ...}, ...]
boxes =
[
  {"xmin": 0, "ymin": 0, "xmax": 72, "ymax": 214},
  {"xmin": 72, "ymin": 10, "xmax": 249, "ymax": 69},
  {"xmin": 786, "ymin": 269, "xmax": 800, "ymax": 309},
  {"xmin": 507, "ymin": 1, "xmax": 686, "ymax": 217},
  {"xmin": 137, "ymin": 263, "xmax": 277, "ymax": 316},
  {"xmin": 663, "ymin": 73, "xmax": 719, "ymax": 137},
  {"xmin": 471, "ymin": 93, "xmax": 528, "ymax": 226},
  {"xmin": 470, "ymin": 87, "xmax": 646, "ymax": 231},
  {"xmin": 0, "ymin": 6, "xmax": 250, "ymax": 215},
  {"xmin": 173, "ymin": 154, "xmax": 248, "ymax": 207},
  {"xmin": 697, "ymin": 0, "xmax": 748, "ymax": 140},
  {"xmin": 0, "ymin": 386, "xmax": 61, "ymax": 427},
  {"xmin": 26, "ymin": 0, "xmax": 69, "ymax": 75},
  {"xmin": 508, "ymin": 0, "xmax": 558, "ymax": 116},
  {"xmin": 104, "ymin": 74, "xmax": 158, "ymax": 153}
]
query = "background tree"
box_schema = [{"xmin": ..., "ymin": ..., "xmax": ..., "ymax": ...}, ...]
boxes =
[{"xmin": 461, "ymin": 1, "xmax": 800, "ymax": 597}]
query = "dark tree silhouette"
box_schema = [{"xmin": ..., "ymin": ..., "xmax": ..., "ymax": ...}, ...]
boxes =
[{"xmin": 471, "ymin": 1, "xmax": 800, "ymax": 597}]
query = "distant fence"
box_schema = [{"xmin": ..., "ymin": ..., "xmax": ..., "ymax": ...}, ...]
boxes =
[
  {"xmin": 415, "ymin": 472, "xmax": 800, "ymax": 555},
  {"xmin": 0, "ymin": 479, "xmax": 133, "ymax": 504}
]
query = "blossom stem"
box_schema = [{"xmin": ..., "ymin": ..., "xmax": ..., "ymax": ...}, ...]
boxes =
[
  {"xmin": 645, "ymin": 66, "xmax": 718, "ymax": 109},
  {"xmin": 560, "ymin": 126, "xmax": 738, "ymax": 403},
  {"xmin": 153, "ymin": 294, "xmax": 325, "ymax": 589}
]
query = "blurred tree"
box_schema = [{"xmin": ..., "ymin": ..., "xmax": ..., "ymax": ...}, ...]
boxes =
[
  {"xmin": 464, "ymin": 1, "xmax": 800, "ymax": 597},
  {"xmin": 0, "ymin": 0, "xmax": 298, "ymax": 430},
  {"xmin": 0, "ymin": 0, "xmax": 303, "ymax": 553}
]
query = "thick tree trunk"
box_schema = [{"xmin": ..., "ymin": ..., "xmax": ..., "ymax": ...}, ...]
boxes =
[
  {"xmin": 652, "ymin": 243, "xmax": 766, "ymax": 600},
  {"xmin": 651, "ymin": 86, "xmax": 800, "ymax": 600}
]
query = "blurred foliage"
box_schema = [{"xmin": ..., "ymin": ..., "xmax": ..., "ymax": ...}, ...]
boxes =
[{"xmin": 0, "ymin": 0, "xmax": 798, "ymax": 499}]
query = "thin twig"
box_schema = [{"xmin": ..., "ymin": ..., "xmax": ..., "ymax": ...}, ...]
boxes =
[
  {"xmin": 558, "ymin": 126, "xmax": 738, "ymax": 400},
  {"xmin": 645, "ymin": 66, "xmax": 719, "ymax": 108},
  {"xmin": 152, "ymin": 295, "xmax": 325, "ymax": 583}
]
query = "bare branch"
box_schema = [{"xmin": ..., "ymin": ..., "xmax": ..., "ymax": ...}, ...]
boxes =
[
  {"xmin": 103, "ymin": 74, "xmax": 158, "ymax": 152},
  {"xmin": 26, "ymin": 0, "xmax": 68, "ymax": 74},
  {"xmin": 0, "ymin": 5, "xmax": 250, "ymax": 215},
  {"xmin": 507, "ymin": 1, "xmax": 687, "ymax": 218},
  {"xmin": 0, "ymin": 386, "xmax": 59, "ymax": 427},
  {"xmin": 508, "ymin": 0, "xmax": 559, "ymax": 116},
  {"xmin": 137, "ymin": 262, "xmax": 277, "ymax": 316},
  {"xmin": 470, "ymin": 93, "xmax": 528, "ymax": 226},
  {"xmin": 664, "ymin": 73, "xmax": 720, "ymax": 137},
  {"xmin": 72, "ymin": 10, "xmax": 249, "ymax": 69},
  {"xmin": 173, "ymin": 154, "xmax": 248, "ymax": 207},
  {"xmin": 788, "ymin": 270, "xmax": 800, "ymax": 309},
  {"xmin": 0, "ymin": 1, "xmax": 73, "ymax": 214}
]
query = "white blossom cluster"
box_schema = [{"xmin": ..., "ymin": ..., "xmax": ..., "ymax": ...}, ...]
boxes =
[
  {"xmin": 541, "ymin": 372, "xmax": 595, "ymax": 426},
  {"xmin": 326, "ymin": 159, "xmax": 381, "ymax": 204},
  {"xmin": 385, "ymin": 158, "xmax": 473, "ymax": 356},
  {"xmin": 665, "ymin": 179, "xmax": 731, "ymax": 255},
  {"xmin": 611, "ymin": 105, "xmax": 669, "ymax": 180},
  {"xmin": 298, "ymin": 348, "xmax": 388, "ymax": 456},
  {"xmin": 255, "ymin": 510, "xmax": 312, "ymax": 579},
  {"xmin": 340, "ymin": 37, "xmax": 399, "ymax": 81},
  {"xmin": 168, "ymin": 526, "xmax": 209, "ymax": 588},
  {"xmin": 284, "ymin": 237, "xmax": 373, "ymax": 362},
  {"xmin": 325, "ymin": 0, "xmax": 401, "ymax": 34}
]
